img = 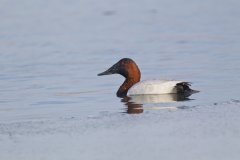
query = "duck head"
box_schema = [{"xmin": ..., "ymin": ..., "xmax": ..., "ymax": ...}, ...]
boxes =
[
  {"xmin": 98, "ymin": 58, "xmax": 141, "ymax": 97},
  {"xmin": 98, "ymin": 58, "xmax": 141, "ymax": 79}
]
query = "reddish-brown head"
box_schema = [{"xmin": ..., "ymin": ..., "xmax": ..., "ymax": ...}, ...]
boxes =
[
  {"xmin": 98, "ymin": 58, "xmax": 141, "ymax": 80},
  {"xmin": 98, "ymin": 58, "xmax": 141, "ymax": 97}
]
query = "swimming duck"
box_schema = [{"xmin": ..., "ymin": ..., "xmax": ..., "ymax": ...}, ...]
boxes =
[{"xmin": 98, "ymin": 58, "xmax": 198, "ymax": 97}]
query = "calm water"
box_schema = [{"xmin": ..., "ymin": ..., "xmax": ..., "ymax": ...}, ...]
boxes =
[{"xmin": 0, "ymin": 0, "xmax": 240, "ymax": 159}]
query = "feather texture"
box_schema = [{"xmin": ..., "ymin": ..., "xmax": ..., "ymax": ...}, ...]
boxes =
[{"xmin": 128, "ymin": 80, "xmax": 191, "ymax": 95}]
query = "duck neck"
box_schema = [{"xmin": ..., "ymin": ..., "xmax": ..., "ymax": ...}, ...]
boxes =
[{"xmin": 117, "ymin": 76, "xmax": 140, "ymax": 97}]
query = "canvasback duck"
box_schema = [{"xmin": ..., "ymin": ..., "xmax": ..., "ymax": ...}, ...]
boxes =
[{"xmin": 98, "ymin": 58, "xmax": 198, "ymax": 97}]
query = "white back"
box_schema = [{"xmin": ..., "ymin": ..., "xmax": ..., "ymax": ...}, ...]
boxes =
[{"xmin": 127, "ymin": 79, "xmax": 184, "ymax": 95}]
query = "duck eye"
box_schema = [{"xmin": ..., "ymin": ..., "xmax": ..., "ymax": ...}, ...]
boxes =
[{"xmin": 121, "ymin": 61, "xmax": 126, "ymax": 65}]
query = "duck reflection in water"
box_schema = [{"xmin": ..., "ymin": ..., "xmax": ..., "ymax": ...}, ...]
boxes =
[
  {"xmin": 121, "ymin": 96, "xmax": 144, "ymax": 114},
  {"xmin": 121, "ymin": 93, "xmax": 191, "ymax": 114}
]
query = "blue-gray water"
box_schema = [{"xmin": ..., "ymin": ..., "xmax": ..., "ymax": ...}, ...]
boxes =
[{"xmin": 1, "ymin": 0, "xmax": 240, "ymax": 159}]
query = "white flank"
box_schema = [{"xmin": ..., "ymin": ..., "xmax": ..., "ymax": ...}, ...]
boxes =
[{"xmin": 127, "ymin": 79, "xmax": 184, "ymax": 95}]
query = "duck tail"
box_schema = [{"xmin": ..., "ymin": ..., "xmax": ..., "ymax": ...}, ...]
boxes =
[{"xmin": 176, "ymin": 82, "xmax": 199, "ymax": 96}]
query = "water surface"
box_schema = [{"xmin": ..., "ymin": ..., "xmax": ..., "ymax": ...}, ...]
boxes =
[{"xmin": 0, "ymin": 0, "xmax": 240, "ymax": 159}]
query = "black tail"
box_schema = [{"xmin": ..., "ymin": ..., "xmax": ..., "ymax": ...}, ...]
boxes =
[{"xmin": 176, "ymin": 82, "xmax": 199, "ymax": 96}]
